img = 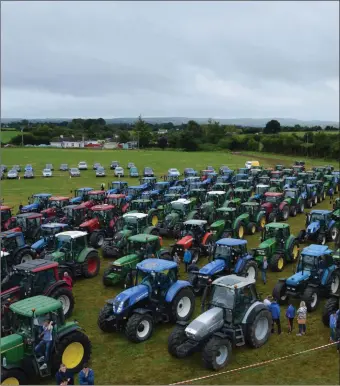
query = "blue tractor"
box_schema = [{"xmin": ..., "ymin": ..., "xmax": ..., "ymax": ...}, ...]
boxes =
[
  {"xmin": 298, "ymin": 210, "xmax": 338, "ymax": 245},
  {"xmin": 20, "ymin": 193, "xmax": 52, "ymax": 213},
  {"xmin": 272, "ymin": 244, "xmax": 340, "ymax": 312},
  {"xmin": 154, "ymin": 181, "xmax": 170, "ymax": 193},
  {"xmin": 0, "ymin": 230, "xmax": 34, "ymax": 267},
  {"xmin": 106, "ymin": 181, "xmax": 128, "ymax": 195},
  {"xmin": 126, "ymin": 184, "xmax": 149, "ymax": 202},
  {"xmin": 97, "ymin": 258, "xmax": 195, "ymax": 342},
  {"xmin": 187, "ymin": 238, "xmax": 258, "ymax": 296},
  {"xmin": 70, "ymin": 187, "xmax": 94, "ymax": 205},
  {"xmin": 283, "ymin": 176, "xmax": 298, "ymax": 189},
  {"xmin": 30, "ymin": 222, "xmax": 71, "ymax": 258}
]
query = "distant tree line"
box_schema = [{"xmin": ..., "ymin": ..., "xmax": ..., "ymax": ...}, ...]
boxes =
[{"xmin": 3, "ymin": 118, "xmax": 339, "ymax": 160}]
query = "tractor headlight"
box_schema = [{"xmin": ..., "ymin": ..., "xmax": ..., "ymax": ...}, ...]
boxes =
[{"xmin": 185, "ymin": 328, "xmax": 196, "ymax": 338}]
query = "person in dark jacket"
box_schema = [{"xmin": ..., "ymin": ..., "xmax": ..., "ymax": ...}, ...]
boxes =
[
  {"xmin": 56, "ymin": 363, "xmax": 74, "ymax": 385},
  {"xmin": 269, "ymin": 299, "xmax": 281, "ymax": 335},
  {"xmin": 285, "ymin": 304, "xmax": 296, "ymax": 333},
  {"xmin": 79, "ymin": 363, "xmax": 94, "ymax": 385}
]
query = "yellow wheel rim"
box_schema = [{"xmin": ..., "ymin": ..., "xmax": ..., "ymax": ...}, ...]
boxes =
[
  {"xmin": 292, "ymin": 245, "xmax": 298, "ymax": 260},
  {"xmin": 252, "ymin": 225, "xmax": 256, "ymax": 234},
  {"xmin": 278, "ymin": 257, "xmax": 284, "ymax": 270},
  {"xmin": 260, "ymin": 218, "xmax": 266, "ymax": 228},
  {"xmin": 239, "ymin": 226, "xmax": 244, "ymax": 238},
  {"xmin": 62, "ymin": 342, "xmax": 84, "ymax": 370},
  {"xmin": 2, "ymin": 378, "xmax": 19, "ymax": 385},
  {"xmin": 151, "ymin": 215, "xmax": 158, "ymax": 226}
]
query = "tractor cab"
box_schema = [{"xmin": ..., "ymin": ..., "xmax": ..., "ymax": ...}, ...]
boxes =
[
  {"xmin": 163, "ymin": 192, "xmax": 182, "ymax": 203},
  {"xmin": 168, "ymin": 186, "xmax": 186, "ymax": 196},
  {"xmin": 13, "ymin": 213, "xmax": 43, "ymax": 243},
  {"xmin": 294, "ymin": 160, "xmax": 305, "ymax": 167},
  {"xmin": 235, "ymin": 179, "xmax": 252, "ymax": 190},
  {"xmin": 23, "ymin": 193, "xmax": 52, "ymax": 213},
  {"xmin": 200, "ymin": 170, "xmax": 217, "ymax": 181},
  {"xmin": 250, "ymin": 184, "xmax": 269, "ymax": 204},
  {"xmin": 325, "ymin": 165, "xmax": 334, "ymax": 173},
  {"xmin": 169, "ymin": 198, "xmax": 196, "ymax": 216},
  {"xmin": 140, "ymin": 177, "xmax": 157, "ymax": 187},
  {"xmin": 213, "ymin": 238, "xmax": 248, "ymax": 266},
  {"xmin": 205, "ymin": 191, "xmax": 227, "ymax": 207},
  {"xmin": 122, "ymin": 213, "xmax": 150, "ymax": 233},
  {"xmin": 164, "ymin": 175, "xmax": 179, "ymax": 185},
  {"xmin": 333, "ymin": 197, "xmax": 340, "ymax": 211},
  {"xmin": 269, "ymin": 178, "xmax": 284, "ymax": 192},
  {"xmin": 237, "ymin": 168, "xmax": 249, "ymax": 175},
  {"xmin": 87, "ymin": 190, "xmax": 106, "ymax": 205},
  {"xmin": 263, "ymin": 192, "xmax": 284, "ymax": 204},
  {"xmin": 126, "ymin": 185, "xmax": 147, "ymax": 201},
  {"xmin": 107, "ymin": 181, "xmax": 128, "ymax": 195},
  {"xmin": 282, "ymin": 168, "xmax": 294, "ymax": 177},
  {"xmin": 292, "ymin": 165, "xmax": 305, "ymax": 175},
  {"xmin": 129, "ymin": 199, "xmax": 153, "ymax": 213},
  {"xmin": 249, "ymin": 168, "xmax": 262, "ymax": 179},
  {"xmin": 187, "ymin": 188, "xmax": 206, "ymax": 205},
  {"xmin": 41, "ymin": 196, "xmax": 70, "ymax": 219},
  {"xmin": 271, "ymin": 171, "xmax": 283, "ymax": 180},
  {"xmin": 258, "ymin": 176, "xmax": 270, "ymax": 185},
  {"xmin": 275, "ymin": 164, "xmax": 285, "ymax": 171},
  {"xmin": 70, "ymin": 187, "xmax": 93, "ymax": 204},
  {"xmin": 62, "ymin": 204, "xmax": 89, "ymax": 227},
  {"xmin": 180, "ymin": 220, "xmax": 208, "ymax": 242},
  {"xmin": 233, "ymin": 173, "xmax": 248, "ymax": 183},
  {"xmin": 261, "ymin": 223, "xmax": 290, "ymax": 245},
  {"xmin": 86, "ymin": 205, "xmax": 116, "ymax": 228},
  {"xmin": 324, "ymin": 174, "xmax": 338, "ymax": 191},
  {"xmin": 31, "ymin": 223, "xmax": 70, "ymax": 257},
  {"xmin": 241, "ymin": 202, "xmax": 261, "ymax": 216},
  {"xmin": 306, "ymin": 210, "xmax": 332, "ymax": 230},
  {"xmin": 233, "ymin": 188, "xmax": 252, "ymax": 202},
  {"xmin": 106, "ymin": 194, "xmax": 129, "ymax": 214},
  {"xmin": 142, "ymin": 190, "xmax": 162, "ymax": 205},
  {"xmin": 216, "ymin": 175, "xmax": 231, "ymax": 183},
  {"xmin": 210, "ymin": 208, "xmax": 238, "ymax": 238},
  {"xmin": 297, "ymin": 172, "xmax": 309, "ymax": 184},
  {"xmin": 212, "ymin": 182, "xmax": 232, "ymax": 193},
  {"xmin": 154, "ymin": 181, "xmax": 170, "ymax": 192},
  {"xmin": 284, "ymin": 177, "xmax": 298, "ymax": 189},
  {"xmin": 127, "ymin": 234, "xmax": 162, "ymax": 258},
  {"xmin": 0, "ymin": 206, "xmax": 12, "ymax": 230},
  {"xmin": 0, "ymin": 231, "xmax": 27, "ymax": 267}
]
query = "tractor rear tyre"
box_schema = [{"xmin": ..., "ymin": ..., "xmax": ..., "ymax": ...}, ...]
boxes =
[
  {"xmin": 281, "ymin": 205, "xmax": 289, "ymax": 221},
  {"xmin": 202, "ymin": 337, "xmax": 232, "ymax": 371},
  {"xmin": 298, "ymin": 202, "xmax": 305, "ymax": 213},
  {"xmin": 50, "ymin": 287, "xmax": 75, "ymax": 319},
  {"xmin": 269, "ymin": 254, "xmax": 285, "ymax": 272},
  {"xmin": 330, "ymin": 271, "xmax": 340, "ymax": 295},
  {"xmin": 241, "ymin": 261, "xmax": 258, "ymax": 280},
  {"xmin": 188, "ymin": 264, "xmax": 203, "ymax": 296},
  {"xmin": 268, "ymin": 213, "xmax": 277, "ymax": 223},
  {"xmin": 307, "ymin": 200, "xmax": 313, "ymax": 209},
  {"xmin": 89, "ymin": 231, "xmax": 105, "ymax": 248},
  {"xmin": 288, "ymin": 240, "xmax": 299, "ymax": 263},
  {"xmin": 246, "ymin": 309, "xmax": 272, "ymax": 348},
  {"xmin": 1, "ymin": 368, "xmax": 27, "ymax": 385},
  {"xmin": 98, "ymin": 304, "xmax": 116, "ymax": 332},
  {"xmin": 125, "ymin": 313, "xmax": 154, "ymax": 343},
  {"xmin": 272, "ymin": 281, "xmax": 288, "ymax": 305},
  {"xmin": 15, "ymin": 249, "xmax": 34, "ymax": 265},
  {"xmin": 82, "ymin": 251, "xmax": 100, "ymax": 278},
  {"xmin": 52, "ymin": 330, "xmax": 91, "ymax": 373},
  {"xmin": 313, "ymin": 195, "xmax": 318, "ymax": 206},
  {"xmin": 317, "ymin": 234, "xmax": 327, "ymax": 245},
  {"xmin": 290, "ymin": 206, "xmax": 297, "ymax": 217},
  {"xmin": 247, "ymin": 222, "xmax": 256, "ymax": 235},
  {"xmin": 102, "ymin": 241, "xmax": 116, "ymax": 258},
  {"xmin": 171, "ymin": 288, "xmax": 195, "ymax": 322},
  {"xmin": 330, "ymin": 225, "xmax": 339, "ymax": 242},
  {"xmin": 257, "ymin": 215, "xmax": 266, "ymax": 231},
  {"xmin": 235, "ymin": 222, "xmax": 245, "ymax": 239},
  {"xmin": 102, "ymin": 268, "xmax": 114, "ymax": 287},
  {"xmin": 302, "ymin": 286, "xmax": 320, "ymax": 312},
  {"xmin": 322, "ymin": 297, "xmax": 339, "ymax": 326},
  {"xmin": 168, "ymin": 325, "xmax": 189, "ymax": 358}
]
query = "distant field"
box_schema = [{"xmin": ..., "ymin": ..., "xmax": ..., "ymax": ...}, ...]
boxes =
[
  {"xmin": 1, "ymin": 148, "xmax": 339, "ymax": 385},
  {"xmin": 0, "ymin": 130, "xmax": 19, "ymax": 143}
]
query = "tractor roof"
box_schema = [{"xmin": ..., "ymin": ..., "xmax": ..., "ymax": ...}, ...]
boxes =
[
  {"xmin": 129, "ymin": 185, "xmax": 145, "ymax": 189},
  {"xmin": 123, "ymin": 212, "xmax": 148, "ymax": 219},
  {"xmin": 91, "ymin": 204, "xmax": 115, "ymax": 211},
  {"xmin": 184, "ymin": 219, "xmax": 207, "ymax": 226},
  {"xmin": 49, "ymin": 196, "xmax": 69, "ymax": 201},
  {"xmin": 9, "ymin": 295, "xmax": 62, "ymax": 317},
  {"xmin": 241, "ymin": 202, "xmax": 259, "ymax": 206},
  {"xmin": 63, "ymin": 205, "xmax": 79, "ymax": 210},
  {"xmin": 14, "ymin": 259, "xmax": 58, "ymax": 272},
  {"xmin": 207, "ymin": 191, "xmax": 225, "ymax": 196},
  {"xmin": 136, "ymin": 258, "xmax": 177, "ymax": 273},
  {"xmin": 41, "ymin": 223, "xmax": 69, "ymax": 229},
  {"xmin": 310, "ymin": 209, "xmax": 332, "ymax": 215},
  {"xmin": 212, "ymin": 274, "xmax": 255, "ymax": 288},
  {"xmin": 265, "ymin": 222, "xmax": 289, "ymax": 229},
  {"xmin": 265, "ymin": 192, "xmax": 283, "ymax": 197},
  {"xmin": 306, "ymin": 184, "xmax": 315, "ymax": 187},
  {"xmin": 111, "ymin": 181, "xmax": 127, "ymax": 184},
  {"xmin": 0, "ymin": 205, "xmax": 11, "ymax": 210},
  {"xmin": 256, "ymin": 184, "xmax": 269, "ymax": 188},
  {"xmin": 301, "ymin": 244, "xmax": 333, "ymax": 257},
  {"xmin": 171, "ymin": 198, "xmax": 191, "ymax": 205},
  {"xmin": 33, "ymin": 193, "xmax": 52, "ymax": 198},
  {"xmin": 1, "ymin": 250, "xmax": 9, "ymax": 257},
  {"xmin": 16, "ymin": 212, "xmax": 42, "ymax": 219},
  {"xmin": 55, "ymin": 230, "xmax": 87, "ymax": 239},
  {"xmin": 216, "ymin": 207, "xmax": 236, "ymax": 212},
  {"xmin": 88, "ymin": 190, "xmax": 104, "ymax": 195},
  {"xmin": 155, "ymin": 181, "xmax": 170, "ymax": 185},
  {"xmin": 128, "ymin": 234, "xmax": 159, "ymax": 243},
  {"xmin": 285, "ymin": 177, "xmax": 297, "ymax": 180},
  {"xmin": 107, "ymin": 194, "xmax": 126, "ymax": 198},
  {"xmin": 131, "ymin": 199, "xmax": 151, "ymax": 203},
  {"xmin": 76, "ymin": 187, "xmax": 93, "ymax": 192},
  {"xmin": 0, "ymin": 230, "xmax": 22, "ymax": 238},
  {"xmin": 216, "ymin": 238, "xmax": 247, "ymax": 246}
]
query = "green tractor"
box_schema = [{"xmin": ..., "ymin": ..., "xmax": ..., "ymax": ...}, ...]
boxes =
[
  {"xmin": 310, "ymin": 180, "xmax": 326, "ymax": 202},
  {"xmin": 324, "ymin": 174, "xmax": 339, "ymax": 194},
  {"xmin": 209, "ymin": 207, "xmax": 241, "ymax": 240},
  {"xmin": 252, "ymin": 223, "xmax": 299, "ymax": 272},
  {"xmin": 283, "ymin": 188, "xmax": 306, "ymax": 216},
  {"xmin": 233, "ymin": 202, "xmax": 267, "ymax": 237},
  {"xmin": 211, "ymin": 182, "xmax": 233, "ymax": 195},
  {"xmin": 127, "ymin": 199, "xmax": 163, "ymax": 226},
  {"xmin": 102, "ymin": 233, "xmax": 171, "ymax": 287},
  {"xmin": 0, "ymin": 295, "xmax": 91, "ymax": 385},
  {"xmin": 233, "ymin": 188, "xmax": 252, "ymax": 202},
  {"xmin": 191, "ymin": 191, "xmax": 227, "ymax": 224},
  {"xmin": 282, "ymin": 168, "xmax": 294, "ymax": 177},
  {"xmin": 102, "ymin": 212, "xmax": 160, "ymax": 258},
  {"xmin": 275, "ymin": 164, "xmax": 285, "ymax": 171},
  {"xmin": 269, "ymin": 178, "xmax": 285, "ymax": 193},
  {"xmin": 187, "ymin": 188, "xmax": 207, "ymax": 206}
]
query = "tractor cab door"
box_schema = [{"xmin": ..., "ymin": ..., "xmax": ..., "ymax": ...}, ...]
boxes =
[
  {"xmin": 320, "ymin": 254, "xmax": 334, "ymax": 285},
  {"xmin": 233, "ymin": 286, "xmax": 255, "ymax": 324},
  {"xmin": 71, "ymin": 237, "xmax": 86, "ymax": 261},
  {"xmin": 33, "ymin": 268, "xmax": 57, "ymax": 295}
]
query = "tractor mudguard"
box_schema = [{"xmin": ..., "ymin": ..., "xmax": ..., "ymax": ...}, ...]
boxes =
[
  {"xmin": 131, "ymin": 308, "xmax": 153, "ymax": 316},
  {"xmin": 57, "ymin": 324, "xmax": 80, "ymax": 340},
  {"xmin": 232, "ymin": 217, "xmax": 244, "ymax": 231},
  {"xmin": 187, "ymin": 210, "xmax": 198, "ymax": 220},
  {"xmin": 77, "ymin": 247, "xmax": 98, "ymax": 263},
  {"xmin": 31, "ymin": 238, "xmax": 47, "ymax": 252},
  {"xmin": 143, "ymin": 226, "xmax": 157, "ymax": 234},
  {"xmin": 213, "ymin": 331, "xmax": 229, "ymax": 339},
  {"xmin": 306, "ymin": 283, "xmax": 319, "ymax": 288},
  {"xmin": 241, "ymin": 301, "xmax": 266, "ymax": 324},
  {"xmin": 234, "ymin": 257, "xmax": 247, "ymax": 274},
  {"xmin": 255, "ymin": 211, "xmax": 266, "ymax": 223},
  {"xmin": 165, "ymin": 280, "xmax": 192, "ymax": 303},
  {"xmin": 199, "ymin": 259, "xmax": 225, "ymax": 276},
  {"xmin": 328, "ymin": 220, "xmax": 336, "ymax": 230},
  {"xmin": 285, "ymin": 235, "xmax": 296, "ymax": 250},
  {"xmin": 44, "ymin": 280, "xmax": 69, "ymax": 296},
  {"xmin": 202, "ymin": 232, "xmax": 213, "ymax": 245},
  {"xmin": 279, "ymin": 201, "xmax": 288, "ymax": 211},
  {"xmin": 306, "ymin": 221, "xmax": 320, "ymax": 234},
  {"xmin": 321, "ymin": 266, "xmax": 336, "ymax": 286}
]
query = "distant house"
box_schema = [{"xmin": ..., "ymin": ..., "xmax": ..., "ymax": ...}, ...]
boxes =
[
  {"xmin": 50, "ymin": 138, "xmax": 84, "ymax": 148},
  {"xmin": 157, "ymin": 129, "xmax": 168, "ymax": 135}
]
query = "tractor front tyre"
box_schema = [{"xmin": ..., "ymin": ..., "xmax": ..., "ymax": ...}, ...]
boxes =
[
  {"xmin": 188, "ymin": 264, "xmax": 203, "ymax": 296},
  {"xmin": 257, "ymin": 216, "xmax": 266, "ymax": 231},
  {"xmin": 281, "ymin": 205, "xmax": 289, "ymax": 221},
  {"xmin": 272, "ymin": 281, "xmax": 288, "ymax": 305},
  {"xmin": 102, "ymin": 268, "xmax": 114, "ymax": 287},
  {"xmin": 330, "ymin": 271, "xmax": 340, "ymax": 295},
  {"xmin": 125, "ymin": 313, "xmax": 154, "ymax": 343},
  {"xmin": 168, "ymin": 325, "xmax": 189, "ymax": 358},
  {"xmin": 82, "ymin": 252, "xmax": 100, "ymax": 278},
  {"xmin": 102, "ymin": 241, "xmax": 116, "ymax": 258},
  {"xmin": 202, "ymin": 337, "xmax": 232, "ymax": 371},
  {"xmin": 1, "ymin": 368, "xmax": 27, "ymax": 385},
  {"xmin": 246, "ymin": 309, "xmax": 272, "ymax": 348},
  {"xmin": 235, "ymin": 222, "xmax": 245, "ymax": 239},
  {"xmin": 98, "ymin": 304, "xmax": 116, "ymax": 333},
  {"xmin": 317, "ymin": 234, "xmax": 327, "ymax": 245},
  {"xmin": 268, "ymin": 213, "xmax": 277, "ymax": 223},
  {"xmin": 15, "ymin": 249, "xmax": 34, "ymax": 265},
  {"xmin": 171, "ymin": 288, "xmax": 195, "ymax": 322},
  {"xmin": 246, "ymin": 222, "xmax": 256, "ymax": 235},
  {"xmin": 299, "ymin": 202, "xmax": 305, "ymax": 213},
  {"xmin": 290, "ymin": 206, "xmax": 297, "ymax": 217},
  {"xmin": 50, "ymin": 287, "xmax": 75, "ymax": 319},
  {"xmin": 302, "ymin": 287, "xmax": 320, "ymax": 312},
  {"xmin": 322, "ymin": 297, "xmax": 339, "ymax": 327},
  {"xmin": 52, "ymin": 330, "xmax": 91, "ymax": 373},
  {"xmin": 241, "ymin": 261, "xmax": 258, "ymax": 280},
  {"xmin": 89, "ymin": 231, "xmax": 105, "ymax": 248},
  {"xmin": 269, "ymin": 254, "xmax": 285, "ymax": 272}
]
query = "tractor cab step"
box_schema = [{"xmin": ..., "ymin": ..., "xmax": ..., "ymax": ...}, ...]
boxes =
[{"xmin": 235, "ymin": 325, "xmax": 245, "ymax": 346}]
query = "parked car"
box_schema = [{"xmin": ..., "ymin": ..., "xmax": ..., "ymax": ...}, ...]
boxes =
[
  {"xmin": 70, "ymin": 167, "xmax": 81, "ymax": 177},
  {"xmin": 0, "ymin": 164, "xmax": 7, "ymax": 172},
  {"xmin": 114, "ymin": 166, "xmax": 124, "ymax": 177},
  {"xmin": 184, "ymin": 168, "xmax": 198, "ymax": 177},
  {"xmin": 7, "ymin": 169, "xmax": 18, "ymax": 179},
  {"xmin": 127, "ymin": 162, "xmax": 135, "ymax": 169},
  {"xmin": 110, "ymin": 161, "xmax": 120, "ymax": 170},
  {"xmin": 96, "ymin": 166, "xmax": 106, "ymax": 177},
  {"xmin": 60, "ymin": 163, "xmax": 69, "ymax": 171},
  {"xmin": 143, "ymin": 167, "xmax": 154, "ymax": 177},
  {"xmin": 78, "ymin": 161, "xmax": 88, "ymax": 170},
  {"xmin": 0, "ymin": 171, "xmax": 4, "ymax": 180},
  {"xmin": 130, "ymin": 166, "xmax": 139, "ymax": 177},
  {"xmin": 168, "ymin": 168, "xmax": 180, "ymax": 177},
  {"xmin": 25, "ymin": 164, "xmax": 33, "ymax": 172},
  {"xmin": 12, "ymin": 165, "xmax": 21, "ymax": 172},
  {"xmin": 42, "ymin": 168, "xmax": 53, "ymax": 177},
  {"xmin": 93, "ymin": 162, "xmax": 101, "ymax": 170},
  {"xmin": 24, "ymin": 170, "xmax": 34, "ymax": 179},
  {"xmin": 46, "ymin": 163, "xmax": 54, "ymax": 171}
]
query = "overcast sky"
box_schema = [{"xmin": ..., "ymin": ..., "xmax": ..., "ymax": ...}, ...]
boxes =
[{"xmin": 2, "ymin": 1, "xmax": 339, "ymax": 120}]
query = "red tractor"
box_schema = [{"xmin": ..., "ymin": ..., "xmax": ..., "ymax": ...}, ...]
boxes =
[
  {"xmin": 1, "ymin": 259, "xmax": 75, "ymax": 336},
  {"xmin": 261, "ymin": 192, "xmax": 290, "ymax": 222},
  {"xmin": 87, "ymin": 190, "xmax": 106, "ymax": 205},
  {"xmin": 41, "ymin": 196, "xmax": 71, "ymax": 221},
  {"xmin": 78, "ymin": 204, "xmax": 120, "ymax": 247},
  {"xmin": 5, "ymin": 212, "xmax": 44, "ymax": 243},
  {"xmin": 106, "ymin": 194, "xmax": 130, "ymax": 215},
  {"xmin": 60, "ymin": 203, "xmax": 91, "ymax": 227},
  {"xmin": 0, "ymin": 206, "xmax": 12, "ymax": 231}
]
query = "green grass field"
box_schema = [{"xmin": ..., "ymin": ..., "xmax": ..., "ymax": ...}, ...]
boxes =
[
  {"xmin": 1, "ymin": 148, "xmax": 339, "ymax": 385},
  {"xmin": 0, "ymin": 130, "xmax": 19, "ymax": 144}
]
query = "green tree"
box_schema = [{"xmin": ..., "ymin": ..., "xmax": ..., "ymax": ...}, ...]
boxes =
[
  {"xmin": 180, "ymin": 130, "xmax": 198, "ymax": 151},
  {"xmin": 134, "ymin": 115, "xmax": 151, "ymax": 148},
  {"xmin": 263, "ymin": 120, "xmax": 281, "ymax": 134},
  {"xmin": 158, "ymin": 136, "xmax": 168, "ymax": 150}
]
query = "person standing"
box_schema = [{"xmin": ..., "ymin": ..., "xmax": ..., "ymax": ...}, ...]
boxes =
[
  {"xmin": 183, "ymin": 249, "xmax": 192, "ymax": 272},
  {"xmin": 329, "ymin": 187, "xmax": 334, "ymax": 203},
  {"xmin": 63, "ymin": 272, "xmax": 73, "ymax": 291},
  {"xmin": 329, "ymin": 310, "xmax": 338, "ymax": 343},
  {"xmin": 56, "ymin": 363, "xmax": 74, "ymax": 385},
  {"xmin": 18, "ymin": 203, "xmax": 23, "ymax": 213},
  {"xmin": 35, "ymin": 319, "xmax": 53, "ymax": 370},
  {"xmin": 100, "ymin": 183, "xmax": 105, "ymax": 191},
  {"xmin": 269, "ymin": 299, "xmax": 281, "ymax": 335},
  {"xmin": 261, "ymin": 256, "xmax": 268, "ymax": 284},
  {"xmin": 79, "ymin": 363, "xmax": 94, "ymax": 385},
  {"xmin": 263, "ymin": 296, "xmax": 271, "ymax": 309},
  {"xmin": 285, "ymin": 304, "xmax": 296, "ymax": 334},
  {"xmin": 173, "ymin": 252, "xmax": 180, "ymax": 269},
  {"xmin": 296, "ymin": 301, "xmax": 307, "ymax": 336}
]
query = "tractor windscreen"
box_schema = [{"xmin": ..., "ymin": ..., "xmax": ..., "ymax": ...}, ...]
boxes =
[
  {"xmin": 309, "ymin": 213, "xmax": 325, "ymax": 223},
  {"xmin": 1, "ymin": 210, "xmax": 11, "ymax": 222},
  {"xmin": 284, "ymin": 191, "xmax": 295, "ymax": 199},
  {"xmin": 210, "ymin": 286, "xmax": 235, "ymax": 309},
  {"xmin": 108, "ymin": 197, "xmax": 122, "ymax": 206},
  {"xmin": 265, "ymin": 196, "xmax": 279, "ymax": 203},
  {"xmin": 42, "ymin": 227, "xmax": 56, "ymax": 236},
  {"xmin": 16, "ymin": 217, "xmax": 27, "ymax": 230},
  {"xmin": 214, "ymin": 245, "xmax": 232, "ymax": 259},
  {"xmin": 256, "ymin": 186, "xmax": 266, "ymax": 194},
  {"xmin": 300, "ymin": 254, "xmax": 317, "ymax": 271},
  {"xmin": 171, "ymin": 202, "xmax": 186, "ymax": 213},
  {"xmin": 56, "ymin": 236, "xmax": 72, "ymax": 250},
  {"xmin": 264, "ymin": 227, "xmax": 281, "ymax": 239},
  {"xmin": 6, "ymin": 270, "xmax": 29, "ymax": 290}
]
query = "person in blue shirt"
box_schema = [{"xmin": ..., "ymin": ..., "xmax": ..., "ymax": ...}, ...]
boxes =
[
  {"xmin": 285, "ymin": 304, "xmax": 296, "ymax": 334},
  {"xmin": 35, "ymin": 319, "xmax": 53, "ymax": 370},
  {"xmin": 183, "ymin": 249, "xmax": 192, "ymax": 272},
  {"xmin": 270, "ymin": 299, "xmax": 281, "ymax": 335},
  {"xmin": 56, "ymin": 363, "xmax": 74, "ymax": 385},
  {"xmin": 329, "ymin": 310, "xmax": 338, "ymax": 343},
  {"xmin": 261, "ymin": 256, "xmax": 268, "ymax": 285},
  {"xmin": 79, "ymin": 363, "xmax": 94, "ymax": 385}
]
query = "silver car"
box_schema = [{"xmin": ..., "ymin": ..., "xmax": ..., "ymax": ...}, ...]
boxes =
[
  {"xmin": 60, "ymin": 163, "xmax": 69, "ymax": 171},
  {"xmin": 114, "ymin": 166, "xmax": 124, "ymax": 177},
  {"xmin": 7, "ymin": 169, "xmax": 18, "ymax": 179},
  {"xmin": 70, "ymin": 168, "xmax": 80, "ymax": 177},
  {"xmin": 78, "ymin": 161, "xmax": 88, "ymax": 170},
  {"xmin": 42, "ymin": 168, "xmax": 53, "ymax": 177},
  {"xmin": 96, "ymin": 166, "xmax": 106, "ymax": 177}
]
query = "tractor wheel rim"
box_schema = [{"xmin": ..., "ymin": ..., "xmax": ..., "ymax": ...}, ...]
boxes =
[
  {"xmin": 321, "ymin": 236, "xmax": 326, "ymax": 245},
  {"xmin": 331, "ymin": 228, "xmax": 338, "ymax": 241},
  {"xmin": 152, "ymin": 215, "xmax": 158, "ymax": 226},
  {"xmin": 87, "ymin": 257, "xmax": 98, "ymax": 274},
  {"xmin": 59, "ymin": 295, "xmax": 71, "ymax": 315},
  {"xmin": 278, "ymin": 258, "xmax": 284, "ymax": 270},
  {"xmin": 97, "ymin": 235, "xmax": 104, "ymax": 246},
  {"xmin": 331, "ymin": 276, "xmax": 340, "ymax": 294},
  {"xmin": 300, "ymin": 203, "xmax": 304, "ymax": 212},
  {"xmin": 62, "ymin": 342, "xmax": 85, "ymax": 370},
  {"xmin": 177, "ymin": 296, "xmax": 192, "ymax": 318},
  {"xmin": 314, "ymin": 197, "xmax": 317, "ymax": 205},
  {"xmin": 260, "ymin": 218, "xmax": 266, "ymax": 228},
  {"xmin": 292, "ymin": 245, "xmax": 298, "ymax": 260},
  {"xmin": 238, "ymin": 226, "xmax": 244, "ymax": 238},
  {"xmin": 255, "ymin": 316, "xmax": 268, "ymax": 341},
  {"xmin": 21, "ymin": 254, "xmax": 33, "ymax": 263},
  {"xmin": 216, "ymin": 345, "xmax": 228, "ymax": 366},
  {"xmin": 311, "ymin": 293, "xmax": 318, "ymax": 308},
  {"xmin": 283, "ymin": 209, "xmax": 288, "ymax": 220},
  {"xmin": 1, "ymin": 378, "xmax": 20, "ymax": 385},
  {"xmin": 192, "ymin": 252, "xmax": 199, "ymax": 264},
  {"xmin": 247, "ymin": 266, "xmax": 256, "ymax": 280},
  {"xmin": 137, "ymin": 320, "xmax": 150, "ymax": 338}
]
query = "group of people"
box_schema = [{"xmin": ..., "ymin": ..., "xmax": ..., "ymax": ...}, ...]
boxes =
[
  {"xmin": 173, "ymin": 249, "xmax": 192, "ymax": 272},
  {"xmin": 56, "ymin": 363, "xmax": 95, "ymax": 385}
]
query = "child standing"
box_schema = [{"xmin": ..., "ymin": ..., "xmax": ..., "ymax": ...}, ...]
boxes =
[
  {"xmin": 285, "ymin": 304, "xmax": 296, "ymax": 334},
  {"xmin": 296, "ymin": 301, "xmax": 307, "ymax": 336},
  {"xmin": 329, "ymin": 310, "xmax": 338, "ymax": 343}
]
